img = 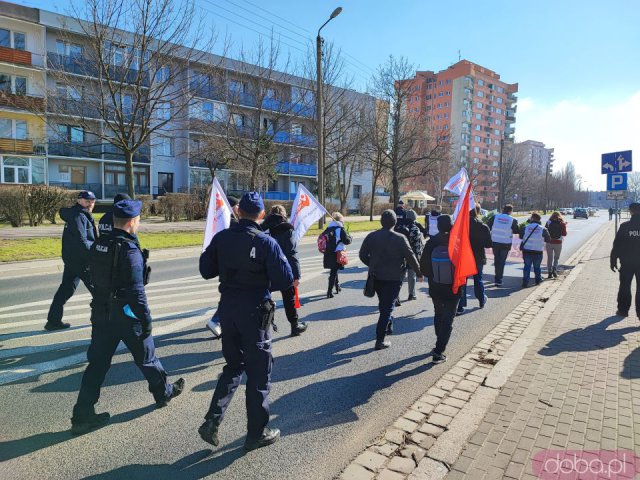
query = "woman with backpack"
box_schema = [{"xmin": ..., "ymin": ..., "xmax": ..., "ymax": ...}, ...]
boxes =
[
  {"xmin": 322, "ymin": 212, "xmax": 352, "ymax": 298},
  {"xmin": 545, "ymin": 211, "xmax": 567, "ymax": 278}
]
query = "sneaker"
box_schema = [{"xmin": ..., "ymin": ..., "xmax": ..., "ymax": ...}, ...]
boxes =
[
  {"xmin": 495, "ymin": 280, "xmax": 503, "ymax": 287},
  {"xmin": 156, "ymin": 378, "xmax": 185, "ymax": 408},
  {"xmin": 244, "ymin": 427, "xmax": 280, "ymax": 451},
  {"xmin": 71, "ymin": 412, "xmax": 110, "ymax": 435},
  {"xmin": 552, "ymin": 269, "xmax": 558, "ymax": 278},
  {"xmin": 479, "ymin": 295, "xmax": 488, "ymax": 309},
  {"xmin": 206, "ymin": 319, "xmax": 222, "ymax": 339},
  {"xmin": 290, "ymin": 321, "xmax": 308, "ymax": 337},
  {"xmin": 432, "ymin": 352, "xmax": 447, "ymax": 364},
  {"xmin": 522, "ymin": 281, "xmax": 529, "ymax": 288},
  {"xmin": 374, "ymin": 340, "xmax": 391, "ymax": 350},
  {"xmin": 386, "ymin": 321, "xmax": 393, "ymax": 335},
  {"xmin": 547, "ymin": 272, "xmax": 553, "ymax": 279},
  {"xmin": 395, "ymin": 299, "xmax": 402, "ymax": 307},
  {"xmin": 407, "ymin": 295, "xmax": 417, "ymax": 301},
  {"xmin": 198, "ymin": 419, "xmax": 220, "ymax": 447},
  {"xmin": 44, "ymin": 322, "xmax": 70, "ymax": 331},
  {"xmin": 616, "ymin": 310, "xmax": 629, "ymax": 317},
  {"xmin": 456, "ymin": 306, "xmax": 465, "ymax": 316}
]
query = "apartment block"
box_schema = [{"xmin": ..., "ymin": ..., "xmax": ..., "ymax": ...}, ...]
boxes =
[
  {"xmin": 514, "ymin": 139, "xmax": 554, "ymax": 177},
  {"xmin": 402, "ymin": 60, "xmax": 518, "ymax": 206},
  {"xmin": 0, "ymin": 1, "xmax": 375, "ymax": 206}
]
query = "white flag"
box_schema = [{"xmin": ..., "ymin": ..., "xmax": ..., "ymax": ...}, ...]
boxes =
[
  {"xmin": 202, "ymin": 177, "xmax": 233, "ymax": 252},
  {"xmin": 290, "ymin": 184, "xmax": 328, "ymax": 244},
  {"xmin": 444, "ymin": 168, "xmax": 476, "ymax": 220}
]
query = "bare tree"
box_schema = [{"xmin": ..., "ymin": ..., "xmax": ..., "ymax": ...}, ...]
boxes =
[
  {"xmin": 371, "ymin": 55, "xmax": 449, "ymax": 206},
  {"xmin": 41, "ymin": 0, "xmax": 216, "ymax": 198},
  {"xmin": 627, "ymin": 171, "xmax": 640, "ymax": 202},
  {"xmin": 501, "ymin": 141, "xmax": 530, "ymax": 205},
  {"xmin": 365, "ymin": 98, "xmax": 390, "ymax": 220}
]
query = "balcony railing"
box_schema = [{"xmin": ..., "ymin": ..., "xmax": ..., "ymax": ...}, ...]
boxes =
[
  {"xmin": 276, "ymin": 161, "xmax": 317, "ymax": 176},
  {"xmin": 273, "ymin": 131, "xmax": 317, "ymax": 147},
  {"xmin": 263, "ymin": 191, "xmax": 296, "ymax": 200},
  {"xmin": 0, "ymin": 137, "xmax": 46, "ymax": 155},
  {"xmin": 0, "ymin": 91, "xmax": 45, "ymax": 111},
  {"xmin": 47, "ymin": 53, "xmax": 150, "ymax": 87},
  {"xmin": 102, "ymin": 143, "xmax": 151, "ymax": 163},
  {"xmin": 46, "ymin": 96, "xmax": 100, "ymax": 119},
  {"xmin": 190, "ymin": 83, "xmax": 225, "ymax": 102},
  {"xmin": 47, "ymin": 141, "xmax": 150, "ymax": 163},
  {"xmin": 0, "ymin": 45, "xmax": 33, "ymax": 66}
]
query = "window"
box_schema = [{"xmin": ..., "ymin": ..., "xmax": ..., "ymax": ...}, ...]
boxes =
[
  {"xmin": 231, "ymin": 113, "xmax": 245, "ymax": 128},
  {"xmin": 476, "ymin": 102, "xmax": 482, "ymax": 108},
  {"xmin": 496, "ymin": 108, "xmax": 502, "ymax": 114},
  {"xmin": 478, "ymin": 79, "xmax": 484, "ymax": 86},
  {"xmin": 15, "ymin": 120, "xmax": 27, "ymax": 140},
  {"xmin": 105, "ymin": 164, "xmax": 125, "ymax": 186},
  {"xmin": 475, "ymin": 124, "xmax": 481, "ymax": 131},
  {"xmin": 444, "ymin": 102, "xmax": 449, "ymax": 107},
  {"xmin": 474, "ymin": 135, "xmax": 481, "ymax": 142},
  {"xmin": 228, "ymin": 80, "xmax": 245, "ymax": 93},
  {"xmin": 57, "ymin": 124, "xmax": 84, "ymax": 143},
  {"xmin": 495, "ymin": 119, "xmax": 502, "ymax": 125},
  {"xmin": 437, "ymin": 103, "xmax": 442, "ymax": 109},
  {"xmin": 473, "ymin": 146, "xmax": 480, "ymax": 153},
  {"xmin": 352, "ymin": 184, "xmax": 362, "ymax": 199},
  {"xmin": 2, "ymin": 157, "xmax": 29, "ymax": 184},
  {"xmin": 496, "ymin": 97, "xmax": 503, "ymax": 104},
  {"xmin": 155, "ymin": 66, "xmax": 170, "ymax": 83},
  {"xmin": 446, "ymin": 91, "xmax": 450, "ymax": 96},
  {"xmin": 56, "ymin": 40, "xmax": 82, "ymax": 57},
  {"xmin": 438, "ymin": 80, "xmax": 443, "ymax": 86},
  {"xmin": 158, "ymin": 136, "xmax": 174, "ymax": 156},
  {"xmin": 475, "ymin": 113, "xmax": 482, "ymax": 120},
  {"xmin": 445, "ymin": 79, "xmax": 450, "ymax": 84},
  {"xmin": 0, "ymin": 118, "xmax": 28, "ymax": 139},
  {"xmin": 477, "ymin": 91, "xmax": 484, "ymax": 97},
  {"xmin": 473, "ymin": 158, "xmax": 480, "ymax": 164},
  {"xmin": 0, "ymin": 29, "xmax": 9, "ymax": 48},
  {"xmin": 265, "ymin": 88, "xmax": 278, "ymax": 100},
  {"xmin": 494, "ymin": 129, "xmax": 500, "ymax": 135},
  {"xmin": 497, "ymin": 86, "xmax": 504, "ymax": 93},
  {"xmin": 0, "ymin": 74, "xmax": 10, "ymax": 92},
  {"xmin": 291, "ymin": 123, "xmax": 302, "ymax": 135},
  {"xmin": 438, "ymin": 91, "xmax": 443, "ymax": 97},
  {"xmin": 0, "ymin": 118, "xmax": 11, "ymax": 137},
  {"xmin": 14, "ymin": 76, "xmax": 26, "ymax": 95},
  {"xmin": 13, "ymin": 32, "xmax": 25, "ymax": 50},
  {"xmin": 156, "ymin": 101, "xmax": 171, "ymax": 120},
  {"xmin": 444, "ymin": 113, "xmax": 448, "ymax": 119}
]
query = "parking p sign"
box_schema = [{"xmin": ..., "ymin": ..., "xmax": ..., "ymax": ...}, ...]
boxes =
[{"xmin": 607, "ymin": 173, "xmax": 627, "ymax": 191}]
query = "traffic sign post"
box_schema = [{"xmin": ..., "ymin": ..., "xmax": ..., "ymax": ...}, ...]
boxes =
[
  {"xmin": 601, "ymin": 150, "xmax": 632, "ymax": 174},
  {"xmin": 602, "ymin": 150, "xmax": 632, "ymax": 233}
]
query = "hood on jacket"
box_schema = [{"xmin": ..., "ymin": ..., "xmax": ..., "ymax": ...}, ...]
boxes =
[{"xmin": 262, "ymin": 213, "xmax": 293, "ymax": 233}]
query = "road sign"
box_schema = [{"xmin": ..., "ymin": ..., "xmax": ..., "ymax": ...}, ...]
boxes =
[
  {"xmin": 607, "ymin": 173, "xmax": 628, "ymax": 191},
  {"xmin": 601, "ymin": 150, "xmax": 632, "ymax": 174},
  {"xmin": 607, "ymin": 191, "xmax": 627, "ymax": 200}
]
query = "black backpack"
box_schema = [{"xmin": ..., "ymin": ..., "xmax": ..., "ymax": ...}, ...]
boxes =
[
  {"xmin": 547, "ymin": 221, "xmax": 563, "ymax": 240},
  {"xmin": 431, "ymin": 245, "xmax": 454, "ymax": 284}
]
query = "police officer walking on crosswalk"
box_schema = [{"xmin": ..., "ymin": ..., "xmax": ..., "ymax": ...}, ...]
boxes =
[
  {"xmin": 71, "ymin": 199, "xmax": 184, "ymax": 434},
  {"xmin": 198, "ymin": 192, "xmax": 294, "ymax": 451},
  {"xmin": 611, "ymin": 202, "xmax": 640, "ymax": 318}
]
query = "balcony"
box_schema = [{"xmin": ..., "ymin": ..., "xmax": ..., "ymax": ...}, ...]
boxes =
[
  {"xmin": 46, "ymin": 96, "xmax": 99, "ymax": 119},
  {"xmin": 0, "ymin": 137, "xmax": 46, "ymax": 155},
  {"xmin": 263, "ymin": 191, "xmax": 296, "ymax": 200},
  {"xmin": 276, "ymin": 161, "xmax": 317, "ymax": 176},
  {"xmin": 273, "ymin": 131, "xmax": 317, "ymax": 148},
  {"xmin": 0, "ymin": 91, "xmax": 45, "ymax": 111},
  {"xmin": 190, "ymin": 83, "xmax": 225, "ymax": 102},
  {"xmin": 0, "ymin": 45, "xmax": 33, "ymax": 66},
  {"xmin": 47, "ymin": 53, "xmax": 150, "ymax": 87},
  {"xmin": 229, "ymin": 91, "xmax": 257, "ymax": 108},
  {"xmin": 48, "ymin": 141, "xmax": 102, "ymax": 159},
  {"xmin": 102, "ymin": 143, "xmax": 150, "ymax": 163}
]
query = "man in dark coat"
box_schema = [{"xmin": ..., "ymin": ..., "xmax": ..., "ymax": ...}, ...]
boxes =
[
  {"xmin": 45, "ymin": 190, "xmax": 97, "ymax": 331},
  {"xmin": 98, "ymin": 193, "xmax": 131, "ymax": 236},
  {"xmin": 610, "ymin": 202, "xmax": 640, "ymax": 317},
  {"xmin": 261, "ymin": 205, "xmax": 308, "ymax": 336}
]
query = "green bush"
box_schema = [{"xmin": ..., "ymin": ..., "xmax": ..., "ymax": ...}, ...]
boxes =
[{"xmin": 0, "ymin": 186, "xmax": 26, "ymax": 227}]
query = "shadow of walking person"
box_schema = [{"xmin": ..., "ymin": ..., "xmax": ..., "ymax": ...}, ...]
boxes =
[
  {"xmin": 621, "ymin": 346, "xmax": 640, "ymax": 379},
  {"xmin": 538, "ymin": 316, "xmax": 639, "ymax": 357}
]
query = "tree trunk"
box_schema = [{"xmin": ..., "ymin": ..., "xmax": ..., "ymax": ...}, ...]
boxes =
[
  {"xmin": 391, "ymin": 167, "xmax": 400, "ymax": 207},
  {"xmin": 250, "ymin": 157, "xmax": 259, "ymax": 191},
  {"xmin": 125, "ymin": 150, "xmax": 135, "ymax": 199},
  {"xmin": 369, "ymin": 172, "xmax": 377, "ymax": 221}
]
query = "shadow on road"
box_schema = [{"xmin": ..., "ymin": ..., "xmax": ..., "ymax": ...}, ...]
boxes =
[{"xmin": 621, "ymin": 346, "xmax": 640, "ymax": 379}]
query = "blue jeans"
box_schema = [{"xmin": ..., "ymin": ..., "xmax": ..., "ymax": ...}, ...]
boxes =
[
  {"xmin": 374, "ymin": 279, "xmax": 403, "ymax": 342},
  {"xmin": 523, "ymin": 253, "xmax": 543, "ymax": 284},
  {"xmin": 492, "ymin": 248, "xmax": 509, "ymax": 283},
  {"xmin": 459, "ymin": 262, "xmax": 485, "ymax": 308}
]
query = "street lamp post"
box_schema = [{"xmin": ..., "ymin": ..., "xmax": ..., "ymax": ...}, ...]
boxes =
[
  {"xmin": 316, "ymin": 7, "xmax": 342, "ymax": 229},
  {"xmin": 497, "ymin": 138, "xmax": 504, "ymax": 209}
]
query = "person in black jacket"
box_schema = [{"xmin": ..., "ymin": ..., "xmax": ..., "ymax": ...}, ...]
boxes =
[
  {"xmin": 611, "ymin": 202, "xmax": 640, "ymax": 317},
  {"xmin": 261, "ymin": 205, "xmax": 308, "ymax": 336},
  {"xmin": 457, "ymin": 207, "xmax": 493, "ymax": 313},
  {"xmin": 45, "ymin": 191, "xmax": 97, "ymax": 331},
  {"xmin": 420, "ymin": 215, "xmax": 461, "ymax": 364},
  {"xmin": 98, "ymin": 192, "xmax": 130, "ymax": 236},
  {"xmin": 359, "ymin": 210, "xmax": 422, "ymax": 350},
  {"xmin": 396, "ymin": 209, "xmax": 426, "ymax": 301},
  {"xmin": 322, "ymin": 212, "xmax": 352, "ymax": 298}
]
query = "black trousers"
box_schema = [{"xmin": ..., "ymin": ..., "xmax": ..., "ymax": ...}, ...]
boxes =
[
  {"xmin": 431, "ymin": 295, "xmax": 458, "ymax": 355},
  {"xmin": 280, "ymin": 285, "xmax": 298, "ymax": 324},
  {"xmin": 74, "ymin": 316, "xmax": 171, "ymax": 418},
  {"xmin": 47, "ymin": 264, "xmax": 92, "ymax": 324},
  {"xmin": 374, "ymin": 279, "xmax": 403, "ymax": 342},
  {"xmin": 206, "ymin": 296, "xmax": 273, "ymax": 439},
  {"xmin": 617, "ymin": 265, "xmax": 640, "ymax": 316},
  {"xmin": 328, "ymin": 268, "xmax": 340, "ymax": 292}
]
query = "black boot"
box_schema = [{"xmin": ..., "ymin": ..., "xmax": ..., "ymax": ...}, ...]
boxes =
[
  {"xmin": 156, "ymin": 378, "xmax": 185, "ymax": 408},
  {"xmin": 335, "ymin": 280, "xmax": 341, "ymax": 294},
  {"xmin": 71, "ymin": 411, "xmax": 110, "ymax": 435},
  {"xmin": 290, "ymin": 321, "xmax": 308, "ymax": 337},
  {"xmin": 327, "ymin": 274, "xmax": 336, "ymax": 299},
  {"xmin": 244, "ymin": 427, "xmax": 280, "ymax": 451},
  {"xmin": 198, "ymin": 419, "xmax": 220, "ymax": 447}
]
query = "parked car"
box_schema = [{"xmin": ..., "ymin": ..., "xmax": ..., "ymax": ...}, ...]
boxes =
[{"xmin": 573, "ymin": 207, "xmax": 588, "ymax": 219}]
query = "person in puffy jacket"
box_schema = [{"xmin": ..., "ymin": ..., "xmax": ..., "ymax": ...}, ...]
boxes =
[
  {"xmin": 545, "ymin": 211, "xmax": 567, "ymax": 278},
  {"xmin": 322, "ymin": 212, "xmax": 352, "ymax": 298},
  {"xmin": 261, "ymin": 205, "xmax": 307, "ymax": 336},
  {"xmin": 45, "ymin": 190, "xmax": 97, "ymax": 331}
]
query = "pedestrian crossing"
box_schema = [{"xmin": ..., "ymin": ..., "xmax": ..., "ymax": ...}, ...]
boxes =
[{"xmin": 0, "ymin": 254, "xmax": 349, "ymax": 386}]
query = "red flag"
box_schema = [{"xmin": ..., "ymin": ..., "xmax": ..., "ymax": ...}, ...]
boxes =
[
  {"xmin": 294, "ymin": 286, "xmax": 301, "ymax": 309},
  {"xmin": 448, "ymin": 183, "xmax": 477, "ymax": 294}
]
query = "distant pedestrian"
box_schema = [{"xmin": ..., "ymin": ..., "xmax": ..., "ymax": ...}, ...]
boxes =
[
  {"xmin": 457, "ymin": 206, "xmax": 492, "ymax": 314},
  {"xmin": 420, "ymin": 215, "xmax": 460, "ymax": 364},
  {"xmin": 45, "ymin": 191, "xmax": 97, "ymax": 331},
  {"xmin": 261, "ymin": 205, "xmax": 308, "ymax": 337},
  {"xmin": 519, "ymin": 212, "xmax": 551, "ymax": 287},
  {"xmin": 359, "ymin": 210, "xmax": 422, "ymax": 350},
  {"xmin": 609, "ymin": 207, "xmax": 614, "ymax": 221},
  {"xmin": 98, "ymin": 193, "xmax": 131, "ymax": 236},
  {"xmin": 610, "ymin": 202, "xmax": 640, "ymax": 318},
  {"xmin": 395, "ymin": 200, "xmax": 406, "ymax": 227},
  {"xmin": 397, "ymin": 209, "xmax": 426, "ymax": 301},
  {"xmin": 487, "ymin": 204, "xmax": 519, "ymax": 287},
  {"xmin": 425, "ymin": 206, "xmax": 441, "ymax": 238},
  {"xmin": 545, "ymin": 211, "xmax": 567, "ymax": 278},
  {"xmin": 322, "ymin": 212, "xmax": 352, "ymax": 299}
]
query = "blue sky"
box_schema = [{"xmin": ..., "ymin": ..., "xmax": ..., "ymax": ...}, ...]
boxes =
[{"xmin": 18, "ymin": 0, "xmax": 640, "ymax": 189}]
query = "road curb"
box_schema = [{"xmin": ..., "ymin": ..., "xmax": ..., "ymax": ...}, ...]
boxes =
[{"xmin": 338, "ymin": 223, "xmax": 609, "ymax": 480}]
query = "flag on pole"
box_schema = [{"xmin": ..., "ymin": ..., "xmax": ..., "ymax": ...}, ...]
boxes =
[
  {"xmin": 444, "ymin": 168, "xmax": 476, "ymax": 220},
  {"xmin": 290, "ymin": 184, "xmax": 329, "ymax": 244},
  {"xmin": 202, "ymin": 177, "xmax": 233, "ymax": 252},
  {"xmin": 448, "ymin": 182, "xmax": 477, "ymax": 294}
]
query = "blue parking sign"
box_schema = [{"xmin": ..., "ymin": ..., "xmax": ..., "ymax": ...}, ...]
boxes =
[{"xmin": 607, "ymin": 173, "xmax": 627, "ymax": 191}]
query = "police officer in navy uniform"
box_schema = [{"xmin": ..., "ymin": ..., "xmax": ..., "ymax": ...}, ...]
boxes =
[
  {"xmin": 198, "ymin": 192, "xmax": 294, "ymax": 451},
  {"xmin": 45, "ymin": 190, "xmax": 97, "ymax": 331},
  {"xmin": 611, "ymin": 202, "xmax": 640, "ymax": 318},
  {"xmin": 71, "ymin": 200, "xmax": 184, "ymax": 434},
  {"xmin": 98, "ymin": 192, "xmax": 131, "ymax": 236}
]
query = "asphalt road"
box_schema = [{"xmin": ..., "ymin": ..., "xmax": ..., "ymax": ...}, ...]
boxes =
[{"xmin": 0, "ymin": 214, "xmax": 610, "ymax": 480}]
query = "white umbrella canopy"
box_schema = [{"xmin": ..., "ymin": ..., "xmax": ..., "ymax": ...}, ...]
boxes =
[{"xmin": 400, "ymin": 191, "xmax": 436, "ymax": 210}]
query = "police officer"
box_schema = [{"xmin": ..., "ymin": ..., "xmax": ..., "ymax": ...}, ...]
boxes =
[
  {"xmin": 71, "ymin": 200, "xmax": 184, "ymax": 435},
  {"xmin": 98, "ymin": 192, "xmax": 131, "ymax": 236},
  {"xmin": 487, "ymin": 204, "xmax": 520, "ymax": 287},
  {"xmin": 198, "ymin": 192, "xmax": 293, "ymax": 451},
  {"xmin": 611, "ymin": 202, "xmax": 640, "ymax": 318},
  {"xmin": 45, "ymin": 190, "xmax": 97, "ymax": 331}
]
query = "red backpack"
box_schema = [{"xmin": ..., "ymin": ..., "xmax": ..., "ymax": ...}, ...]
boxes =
[{"xmin": 317, "ymin": 232, "xmax": 328, "ymax": 253}]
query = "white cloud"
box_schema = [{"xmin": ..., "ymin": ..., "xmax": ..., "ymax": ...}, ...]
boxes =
[{"xmin": 514, "ymin": 91, "xmax": 640, "ymax": 191}]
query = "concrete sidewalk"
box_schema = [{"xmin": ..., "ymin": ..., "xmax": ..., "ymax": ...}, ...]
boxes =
[{"xmin": 340, "ymin": 221, "xmax": 639, "ymax": 480}]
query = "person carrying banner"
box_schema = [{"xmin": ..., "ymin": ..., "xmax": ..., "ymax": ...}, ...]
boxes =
[
  {"xmin": 322, "ymin": 212, "xmax": 352, "ymax": 299},
  {"xmin": 261, "ymin": 205, "xmax": 308, "ymax": 337}
]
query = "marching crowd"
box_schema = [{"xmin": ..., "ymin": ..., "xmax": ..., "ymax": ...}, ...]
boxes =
[{"xmin": 41, "ymin": 188, "xmax": 640, "ymax": 454}]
